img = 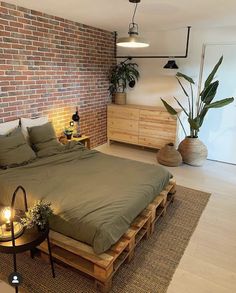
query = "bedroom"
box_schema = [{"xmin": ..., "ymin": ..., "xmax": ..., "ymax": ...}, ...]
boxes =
[{"xmin": 0, "ymin": 0, "xmax": 235, "ymax": 292}]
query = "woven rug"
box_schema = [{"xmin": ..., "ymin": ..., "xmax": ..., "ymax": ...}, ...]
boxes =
[{"xmin": 0, "ymin": 185, "xmax": 210, "ymax": 293}]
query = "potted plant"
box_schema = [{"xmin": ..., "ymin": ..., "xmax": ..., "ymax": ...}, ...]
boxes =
[
  {"xmin": 109, "ymin": 60, "xmax": 140, "ymax": 105},
  {"xmin": 161, "ymin": 56, "xmax": 234, "ymax": 166},
  {"xmin": 64, "ymin": 127, "xmax": 73, "ymax": 140},
  {"xmin": 21, "ymin": 200, "xmax": 53, "ymax": 231}
]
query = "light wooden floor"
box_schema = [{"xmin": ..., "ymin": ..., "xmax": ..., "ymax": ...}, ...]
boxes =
[{"xmin": 1, "ymin": 142, "xmax": 235, "ymax": 293}]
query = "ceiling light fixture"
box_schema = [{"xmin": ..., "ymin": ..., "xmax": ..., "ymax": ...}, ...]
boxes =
[{"xmin": 117, "ymin": 0, "xmax": 149, "ymax": 48}]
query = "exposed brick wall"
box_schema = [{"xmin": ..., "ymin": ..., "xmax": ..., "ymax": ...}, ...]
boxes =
[{"xmin": 0, "ymin": 1, "xmax": 115, "ymax": 147}]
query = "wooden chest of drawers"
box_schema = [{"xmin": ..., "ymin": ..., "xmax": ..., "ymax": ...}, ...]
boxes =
[{"xmin": 107, "ymin": 104, "xmax": 180, "ymax": 149}]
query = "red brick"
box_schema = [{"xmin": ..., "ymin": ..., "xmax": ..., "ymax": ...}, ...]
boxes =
[{"xmin": 0, "ymin": 1, "xmax": 115, "ymax": 147}]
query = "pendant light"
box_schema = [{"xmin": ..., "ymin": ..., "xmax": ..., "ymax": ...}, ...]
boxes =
[{"xmin": 117, "ymin": 0, "xmax": 149, "ymax": 48}]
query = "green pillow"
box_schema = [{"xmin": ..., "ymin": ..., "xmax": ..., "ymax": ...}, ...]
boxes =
[
  {"xmin": 28, "ymin": 122, "xmax": 64, "ymax": 156},
  {"xmin": 0, "ymin": 128, "xmax": 36, "ymax": 168}
]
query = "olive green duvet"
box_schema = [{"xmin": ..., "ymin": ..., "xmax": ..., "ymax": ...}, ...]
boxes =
[{"xmin": 0, "ymin": 145, "xmax": 171, "ymax": 254}]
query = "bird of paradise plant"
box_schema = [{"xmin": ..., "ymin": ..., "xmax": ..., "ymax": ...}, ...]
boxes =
[{"xmin": 161, "ymin": 56, "xmax": 234, "ymax": 138}]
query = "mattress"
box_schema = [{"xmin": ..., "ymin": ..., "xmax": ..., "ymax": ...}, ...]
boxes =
[{"xmin": 0, "ymin": 146, "xmax": 171, "ymax": 253}]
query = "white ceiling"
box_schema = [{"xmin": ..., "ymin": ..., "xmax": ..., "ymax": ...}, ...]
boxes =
[{"xmin": 6, "ymin": 0, "xmax": 236, "ymax": 32}]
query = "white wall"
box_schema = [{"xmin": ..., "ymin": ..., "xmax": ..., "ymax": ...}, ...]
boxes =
[{"xmin": 117, "ymin": 26, "xmax": 236, "ymax": 163}]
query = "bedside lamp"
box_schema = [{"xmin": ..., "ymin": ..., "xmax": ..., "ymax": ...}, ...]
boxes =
[
  {"xmin": 0, "ymin": 207, "xmax": 23, "ymax": 241},
  {"xmin": 72, "ymin": 107, "xmax": 81, "ymax": 138},
  {"xmin": 3, "ymin": 207, "xmax": 11, "ymax": 231}
]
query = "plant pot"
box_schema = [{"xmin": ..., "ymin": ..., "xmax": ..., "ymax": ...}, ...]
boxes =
[
  {"xmin": 157, "ymin": 143, "xmax": 182, "ymax": 167},
  {"xmin": 178, "ymin": 137, "xmax": 208, "ymax": 166},
  {"xmin": 65, "ymin": 133, "xmax": 72, "ymax": 140},
  {"xmin": 114, "ymin": 93, "xmax": 126, "ymax": 105}
]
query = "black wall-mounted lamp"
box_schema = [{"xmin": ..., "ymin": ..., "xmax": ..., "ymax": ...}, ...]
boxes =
[
  {"xmin": 71, "ymin": 107, "xmax": 81, "ymax": 137},
  {"xmin": 163, "ymin": 60, "xmax": 179, "ymax": 69}
]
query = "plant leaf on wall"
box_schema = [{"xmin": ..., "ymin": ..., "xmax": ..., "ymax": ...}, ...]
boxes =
[
  {"xmin": 205, "ymin": 97, "xmax": 234, "ymax": 109},
  {"xmin": 204, "ymin": 55, "xmax": 223, "ymax": 88}
]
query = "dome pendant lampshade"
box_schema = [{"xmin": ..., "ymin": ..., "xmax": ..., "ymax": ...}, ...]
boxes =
[
  {"xmin": 117, "ymin": 0, "xmax": 149, "ymax": 48},
  {"xmin": 163, "ymin": 60, "xmax": 179, "ymax": 69}
]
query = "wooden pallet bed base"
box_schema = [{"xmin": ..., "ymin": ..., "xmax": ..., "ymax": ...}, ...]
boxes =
[{"xmin": 39, "ymin": 178, "xmax": 176, "ymax": 292}]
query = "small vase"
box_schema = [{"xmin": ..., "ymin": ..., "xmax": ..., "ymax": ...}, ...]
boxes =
[
  {"xmin": 157, "ymin": 143, "xmax": 182, "ymax": 167},
  {"xmin": 66, "ymin": 134, "xmax": 72, "ymax": 140},
  {"xmin": 178, "ymin": 137, "xmax": 208, "ymax": 166}
]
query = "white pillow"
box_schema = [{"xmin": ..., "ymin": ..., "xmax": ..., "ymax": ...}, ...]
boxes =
[
  {"xmin": 21, "ymin": 117, "xmax": 48, "ymax": 139},
  {"xmin": 0, "ymin": 119, "xmax": 19, "ymax": 135}
]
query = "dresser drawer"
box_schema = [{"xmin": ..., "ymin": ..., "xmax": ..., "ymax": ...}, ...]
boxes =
[
  {"xmin": 108, "ymin": 130, "xmax": 138, "ymax": 144},
  {"xmin": 139, "ymin": 136, "xmax": 172, "ymax": 149},
  {"xmin": 139, "ymin": 109, "xmax": 176, "ymax": 124},
  {"xmin": 108, "ymin": 118, "xmax": 139, "ymax": 133},
  {"xmin": 108, "ymin": 106, "xmax": 139, "ymax": 120},
  {"xmin": 139, "ymin": 121, "xmax": 176, "ymax": 140}
]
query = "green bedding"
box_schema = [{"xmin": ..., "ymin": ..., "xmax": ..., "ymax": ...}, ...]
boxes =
[{"xmin": 0, "ymin": 145, "xmax": 171, "ymax": 254}]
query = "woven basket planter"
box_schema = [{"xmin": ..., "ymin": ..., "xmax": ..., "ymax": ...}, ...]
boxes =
[
  {"xmin": 157, "ymin": 143, "xmax": 182, "ymax": 167},
  {"xmin": 178, "ymin": 137, "xmax": 208, "ymax": 166}
]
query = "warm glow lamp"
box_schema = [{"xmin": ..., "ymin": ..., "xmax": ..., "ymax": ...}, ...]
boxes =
[{"xmin": 0, "ymin": 207, "xmax": 23, "ymax": 241}]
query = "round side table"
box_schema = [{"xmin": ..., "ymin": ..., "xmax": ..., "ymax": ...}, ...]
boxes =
[{"xmin": 0, "ymin": 224, "xmax": 55, "ymax": 293}]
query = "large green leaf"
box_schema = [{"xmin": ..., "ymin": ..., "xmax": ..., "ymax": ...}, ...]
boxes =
[
  {"xmin": 176, "ymin": 77, "xmax": 189, "ymax": 97},
  {"xmin": 204, "ymin": 56, "xmax": 223, "ymax": 88},
  {"xmin": 198, "ymin": 107, "xmax": 208, "ymax": 127},
  {"xmin": 173, "ymin": 97, "xmax": 189, "ymax": 116},
  {"xmin": 205, "ymin": 97, "xmax": 234, "ymax": 109},
  {"xmin": 176, "ymin": 72, "xmax": 195, "ymax": 84},
  {"xmin": 161, "ymin": 99, "xmax": 178, "ymax": 115},
  {"xmin": 201, "ymin": 81, "xmax": 219, "ymax": 104}
]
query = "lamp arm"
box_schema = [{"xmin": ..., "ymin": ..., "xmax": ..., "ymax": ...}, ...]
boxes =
[{"xmin": 11, "ymin": 185, "xmax": 28, "ymax": 212}]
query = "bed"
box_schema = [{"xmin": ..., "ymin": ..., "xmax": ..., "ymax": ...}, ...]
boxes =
[{"xmin": 0, "ymin": 120, "xmax": 175, "ymax": 292}]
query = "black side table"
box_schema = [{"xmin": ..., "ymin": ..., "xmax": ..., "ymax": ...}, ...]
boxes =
[{"xmin": 0, "ymin": 224, "xmax": 55, "ymax": 292}]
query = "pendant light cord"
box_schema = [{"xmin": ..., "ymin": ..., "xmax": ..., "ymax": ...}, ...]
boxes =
[{"xmin": 131, "ymin": 3, "xmax": 138, "ymax": 24}]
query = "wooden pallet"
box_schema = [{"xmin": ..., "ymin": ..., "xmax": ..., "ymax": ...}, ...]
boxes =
[{"xmin": 39, "ymin": 178, "xmax": 176, "ymax": 292}]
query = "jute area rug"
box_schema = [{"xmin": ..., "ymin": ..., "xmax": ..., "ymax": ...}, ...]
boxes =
[{"xmin": 0, "ymin": 185, "xmax": 210, "ymax": 293}]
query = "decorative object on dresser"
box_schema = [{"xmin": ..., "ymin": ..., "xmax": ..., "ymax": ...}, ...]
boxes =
[
  {"xmin": 157, "ymin": 143, "xmax": 182, "ymax": 167},
  {"xmin": 161, "ymin": 56, "xmax": 234, "ymax": 166},
  {"xmin": 107, "ymin": 104, "xmax": 180, "ymax": 149},
  {"xmin": 109, "ymin": 60, "xmax": 139, "ymax": 105}
]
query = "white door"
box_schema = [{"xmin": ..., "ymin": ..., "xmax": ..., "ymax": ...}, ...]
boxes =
[{"xmin": 199, "ymin": 44, "xmax": 236, "ymax": 164}]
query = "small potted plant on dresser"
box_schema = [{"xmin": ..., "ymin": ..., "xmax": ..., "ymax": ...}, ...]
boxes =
[
  {"xmin": 109, "ymin": 60, "xmax": 140, "ymax": 105},
  {"xmin": 161, "ymin": 56, "xmax": 234, "ymax": 166}
]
